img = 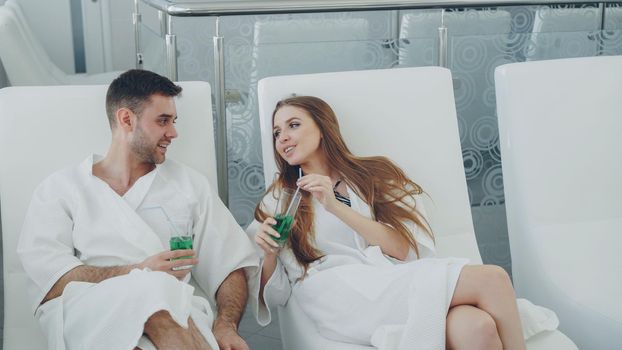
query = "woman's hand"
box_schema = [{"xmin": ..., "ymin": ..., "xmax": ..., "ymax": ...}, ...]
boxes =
[
  {"xmin": 254, "ymin": 217, "xmax": 281, "ymax": 257},
  {"xmin": 297, "ymin": 174, "xmax": 340, "ymax": 212}
]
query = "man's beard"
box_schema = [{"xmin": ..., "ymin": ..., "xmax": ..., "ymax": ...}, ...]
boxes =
[{"xmin": 130, "ymin": 124, "xmax": 161, "ymax": 164}]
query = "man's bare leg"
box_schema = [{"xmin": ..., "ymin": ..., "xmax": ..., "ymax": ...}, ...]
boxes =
[{"xmin": 143, "ymin": 310, "xmax": 211, "ymax": 350}]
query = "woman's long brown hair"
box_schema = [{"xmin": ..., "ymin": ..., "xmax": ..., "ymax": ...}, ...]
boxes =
[{"xmin": 254, "ymin": 96, "xmax": 433, "ymax": 274}]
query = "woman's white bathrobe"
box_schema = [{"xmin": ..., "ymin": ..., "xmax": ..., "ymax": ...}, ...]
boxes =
[
  {"xmin": 18, "ymin": 154, "xmax": 260, "ymax": 350},
  {"xmin": 249, "ymin": 186, "xmax": 469, "ymax": 348}
]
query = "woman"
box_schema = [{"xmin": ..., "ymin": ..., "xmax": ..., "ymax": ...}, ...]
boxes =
[{"xmin": 252, "ymin": 96, "xmax": 526, "ymax": 350}]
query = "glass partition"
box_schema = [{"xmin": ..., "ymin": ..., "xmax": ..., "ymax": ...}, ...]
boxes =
[
  {"xmin": 137, "ymin": 3, "xmax": 622, "ymax": 277},
  {"xmin": 138, "ymin": 2, "xmax": 169, "ymax": 76}
]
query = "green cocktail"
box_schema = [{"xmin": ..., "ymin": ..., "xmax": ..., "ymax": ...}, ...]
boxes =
[
  {"xmin": 272, "ymin": 213, "xmax": 294, "ymax": 247},
  {"xmin": 169, "ymin": 235, "xmax": 193, "ymax": 270},
  {"xmin": 170, "ymin": 235, "xmax": 193, "ymax": 251}
]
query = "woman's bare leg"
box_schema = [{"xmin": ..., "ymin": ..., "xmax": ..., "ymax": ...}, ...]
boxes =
[
  {"xmin": 447, "ymin": 305, "xmax": 502, "ymax": 350},
  {"xmin": 450, "ymin": 265, "xmax": 526, "ymax": 350}
]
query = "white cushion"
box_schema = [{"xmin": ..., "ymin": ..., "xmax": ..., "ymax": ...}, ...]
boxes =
[
  {"xmin": 495, "ymin": 55, "xmax": 622, "ymax": 350},
  {"xmin": 0, "ymin": 81, "xmax": 216, "ymax": 349}
]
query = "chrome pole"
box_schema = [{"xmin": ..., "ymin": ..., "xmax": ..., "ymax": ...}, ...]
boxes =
[
  {"xmin": 438, "ymin": 8, "xmax": 448, "ymax": 67},
  {"xmin": 133, "ymin": 0, "xmax": 143, "ymax": 68},
  {"xmin": 598, "ymin": 2, "xmax": 606, "ymax": 55},
  {"xmin": 165, "ymin": 14, "xmax": 178, "ymax": 80},
  {"xmin": 213, "ymin": 17, "xmax": 229, "ymax": 206}
]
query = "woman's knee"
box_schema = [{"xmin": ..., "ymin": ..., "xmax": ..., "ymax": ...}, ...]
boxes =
[
  {"xmin": 479, "ymin": 265, "xmax": 512, "ymax": 290},
  {"xmin": 470, "ymin": 312, "xmax": 502, "ymax": 350},
  {"xmin": 447, "ymin": 306, "xmax": 502, "ymax": 350}
]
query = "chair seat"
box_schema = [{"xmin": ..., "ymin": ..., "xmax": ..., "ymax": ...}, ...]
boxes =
[
  {"xmin": 519, "ymin": 219, "xmax": 622, "ymax": 345},
  {"xmin": 531, "ymin": 218, "xmax": 622, "ymax": 322}
]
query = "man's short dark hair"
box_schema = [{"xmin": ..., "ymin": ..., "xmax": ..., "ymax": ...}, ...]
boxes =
[{"xmin": 105, "ymin": 69, "xmax": 182, "ymax": 128}]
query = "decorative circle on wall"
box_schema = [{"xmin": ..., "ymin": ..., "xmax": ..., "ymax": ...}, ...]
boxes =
[
  {"xmin": 470, "ymin": 116, "xmax": 498, "ymax": 151},
  {"xmin": 227, "ymin": 36, "xmax": 253, "ymax": 84},
  {"xmin": 358, "ymin": 41, "xmax": 386, "ymax": 68},
  {"xmin": 457, "ymin": 116, "xmax": 468, "ymax": 144},
  {"xmin": 239, "ymin": 163, "xmax": 266, "ymax": 196},
  {"xmin": 462, "ymin": 147, "xmax": 484, "ymax": 180},
  {"xmin": 230, "ymin": 126, "xmax": 252, "ymax": 160},
  {"xmin": 482, "ymin": 164, "xmax": 504, "ymax": 198},
  {"xmin": 482, "ymin": 86, "xmax": 497, "ymax": 109},
  {"xmin": 230, "ymin": 196, "xmax": 260, "ymax": 228},
  {"xmin": 480, "ymin": 195, "xmax": 499, "ymax": 206},
  {"xmin": 452, "ymin": 73, "xmax": 476, "ymax": 107},
  {"xmin": 510, "ymin": 8, "xmax": 533, "ymax": 33},
  {"xmin": 488, "ymin": 135, "xmax": 502, "ymax": 163},
  {"xmin": 177, "ymin": 38, "xmax": 200, "ymax": 74},
  {"xmin": 453, "ymin": 37, "xmax": 488, "ymax": 73},
  {"xmin": 505, "ymin": 33, "xmax": 529, "ymax": 56},
  {"xmin": 562, "ymin": 34, "xmax": 596, "ymax": 57},
  {"xmin": 228, "ymin": 160, "xmax": 242, "ymax": 181},
  {"xmin": 601, "ymin": 30, "xmax": 622, "ymax": 55}
]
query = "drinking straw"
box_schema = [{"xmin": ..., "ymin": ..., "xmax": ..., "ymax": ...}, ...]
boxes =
[
  {"xmin": 285, "ymin": 167, "xmax": 303, "ymax": 216},
  {"xmin": 140, "ymin": 205, "xmax": 181, "ymax": 236}
]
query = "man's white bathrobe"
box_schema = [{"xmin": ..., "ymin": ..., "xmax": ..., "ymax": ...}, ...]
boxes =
[
  {"xmin": 18, "ymin": 154, "xmax": 260, "ymax": 350},
  {"xmin": 249, "ymin": 186, "xmax": 560, "ymax": 349}
]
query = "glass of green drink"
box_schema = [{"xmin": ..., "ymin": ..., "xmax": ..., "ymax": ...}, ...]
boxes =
[
  {"xmin": 272, "ymin": 188, "xmax": 302, "ymax": 247},
  {"xmin": 169, "ymin": 222, "xmax": 193, "ymax": 270}
]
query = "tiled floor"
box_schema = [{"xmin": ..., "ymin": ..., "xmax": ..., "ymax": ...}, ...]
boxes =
[{"xmin": 240, "ymin": 305, "xmax": 283, "ymax": 350}]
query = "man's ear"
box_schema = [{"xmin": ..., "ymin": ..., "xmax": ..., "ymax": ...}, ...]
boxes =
[{"xmin": 115, "ymin": 108, "xmax": 134, "ymax": 131}]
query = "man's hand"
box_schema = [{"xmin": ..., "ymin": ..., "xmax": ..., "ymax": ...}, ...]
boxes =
[
  {"xmin": 213, "ymin": 269, "xmax": 249, "ymax": 349},
  {"xmin": 213, "ymin": 322, "xmax": 249, "ymax": 350},
  {"xmin": 138, "ymin": 249, "xmax": 198, "ymax": 280}
]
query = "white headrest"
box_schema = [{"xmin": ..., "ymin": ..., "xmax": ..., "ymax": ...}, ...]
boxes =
[{"xmin": 257, "ymin": 67, "xmax": 481, "ymax": 263}]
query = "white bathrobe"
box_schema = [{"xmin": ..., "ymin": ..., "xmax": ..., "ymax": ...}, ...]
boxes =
[
  {"xmin": 249, "ymin": 187, "xmax": 560, "ymax": 349},
  {"xmin": 18, "ymin": 154, "xmax": 260, "ymax": 350},
  {"xmin": 249, "ymin": 186, "xmax": 468, "ymax": 348}
]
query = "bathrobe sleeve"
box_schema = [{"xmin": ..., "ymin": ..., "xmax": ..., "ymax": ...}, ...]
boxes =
[
  {"xmin": 245, "ymin": 218, "xmax": 294, "ymax": 326},
  {"xmin": 186, "ymin": 169, "xmax": 260, "ymax": 308},
  {"xmin": 18, "ymin": 172, "xmax": 84, "ymax": 311}
]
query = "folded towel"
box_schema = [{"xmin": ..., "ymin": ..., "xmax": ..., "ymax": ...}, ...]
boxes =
[{"xmin": 517, "ymin": 298, "xmax": 560, "ymax": 339}]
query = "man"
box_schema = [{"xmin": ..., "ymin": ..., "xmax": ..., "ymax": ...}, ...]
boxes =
[{"xmin": 18, "ymin": 69, "xmax": 259, "ymax": 350}]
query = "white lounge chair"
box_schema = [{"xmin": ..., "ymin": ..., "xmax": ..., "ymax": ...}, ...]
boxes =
[
  {"xmin": 495, "ymin": 55, "xmax": 622, "ymax": 350},
  {"xmin": 527, "ymin": 6, "xmax": 601, "ymax": 61},
  {"xmin": 256, "ymin": 67, "xmax": 577, "ymax": 350},
  {"xmin": 0, "ymin": 81, "xmax": 215, "ymax": 349},
  {"xmin": 0, "ymin": 2, "xmax": 121, "ymax": 86}
]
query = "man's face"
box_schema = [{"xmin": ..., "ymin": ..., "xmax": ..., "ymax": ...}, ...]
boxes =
[{"xmin": 130, "ymin": 94, "xmax": 178, "ymax": 164}]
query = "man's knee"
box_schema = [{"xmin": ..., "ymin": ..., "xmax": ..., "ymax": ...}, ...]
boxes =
[
  {"xmin": 114, "ymin": 270, "xmax": 184, "ymax": 302},
  {"xmin": 145, "ymin": 310, "xmax": 177, "ymax": 328}
]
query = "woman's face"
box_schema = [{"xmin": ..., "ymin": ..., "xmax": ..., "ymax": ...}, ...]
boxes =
[{"xmin": 273, "ymin": 105, "xmax": 323, "ymax": 166}]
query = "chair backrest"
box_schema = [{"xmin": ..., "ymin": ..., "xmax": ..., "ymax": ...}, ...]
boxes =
[
  {"xmin": 495, "ymin": 56, "xmax": 622, "ymax": 349},
  {"xmin": 528, "ymin": 7, "xmax": 601, "ymax": 60},
  {"xmin": 0, "ymin": 5, "xmax": 63, "ymax": 85},
  {"xmin": 251, "ymin": 18, "xmax": 372, "ymax": 81},
  {"xmin": 4, "ymin": 0, "xmax": 68, "ymax": 79},
  {"xmin": 495, "ymin": 56, "xmax": 622, "ymax": 231},
  {"xmin": 399, "ymin": 9, "xmax": 512, "ymax": 67},
  {"xmin": 257, "ymin": 67, "xmax": 482, "ymax": 263},
  {"xmin": 0, "ymin": 81, "xmax": 216, "ymax": 349}
]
